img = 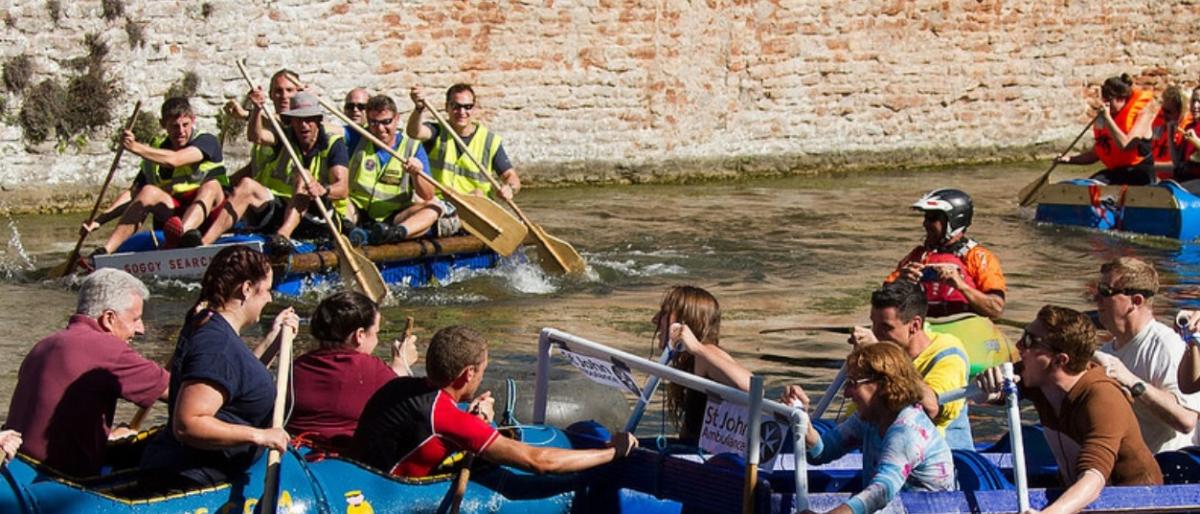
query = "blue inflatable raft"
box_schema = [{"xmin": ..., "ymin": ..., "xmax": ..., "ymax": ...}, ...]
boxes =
[{"xmin": 1033, "ymin": 179, "xmax": 1200, "ymax": 240}]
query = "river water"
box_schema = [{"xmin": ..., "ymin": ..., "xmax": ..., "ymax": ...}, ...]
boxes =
[{"xmin": 2, "ymin": 161, "xmax": 1198, "ymax": 442}]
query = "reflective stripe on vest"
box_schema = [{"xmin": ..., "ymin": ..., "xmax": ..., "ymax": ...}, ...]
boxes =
[
  {"xmin": 255, "ymin": 130, "xmax": 347, "ymax": 216},
  {"xmin": 919, "ymin": 346, "xmax": 975, "ymax": 451},
  {"xmin": 1094, "ymin": 89, "xmax": 1154, "ymax": 169},
  {"xmin": 349, "ymin": 135, "xmax": 420, "ymax": 221},
  {"xmin": 140, "ymin": 133, "xmax": 227, "ymax": 195},
  {"xmin": 428, "ymin": 123, "xmax": 501, "ymax": 197}
]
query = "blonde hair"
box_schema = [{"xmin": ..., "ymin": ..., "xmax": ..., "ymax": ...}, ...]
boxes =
[
  {"xmin": 653, "ymin": 286, "xmax": 720, "ymax": 426},
  {"xmin": 1101, "ymin": 256, "xmax": 1158, "ymax": 298},
  {"xmin": 846, "ymin": 343, "xmax": 925, "ymax": 413}
]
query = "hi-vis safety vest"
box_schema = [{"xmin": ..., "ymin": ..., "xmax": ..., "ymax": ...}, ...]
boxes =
[
  {"xmin": 1095, "ymin": 89, "xmax": 1154, "ymax": 169},
  {"xmin": 140, "ymin": 133, "xmax": 227, "ymax": 195},
  {"xmin": 349, "ymin": 135, "xmax": 421, "ymax": 222},
  {"xmin": 428, "ymin": 123, "xmax": 502, "ymax": 197},
  {"xmin": 255, "ymin": 129, "xmax": 348, "ymax": 217}
]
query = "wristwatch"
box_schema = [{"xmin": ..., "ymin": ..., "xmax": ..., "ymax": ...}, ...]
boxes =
[{"xmin": 1129, "ymin": 381, "xmax": 1147, "ymax": 398}]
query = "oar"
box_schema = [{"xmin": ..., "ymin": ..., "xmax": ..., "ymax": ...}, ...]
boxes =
[
  {"xmin": 289, "ymin": 81, "xmax": 529, "ymax": 258},
  {"xmin": 421, "ymin": 106, "xmax": 585, "ymax": 275},
  {"xmin": 1002, "ymin": 362, "xmax": 1030, "ymax": 512},
  {"xmin": 258, "ymin": 316, "xmax": 295, "ymax": 514},
  {"xmin": 758, "ymin": 325, "xmax": 853, "ymax": 335},
  {"xmin": 49, "ymin": 101, "xmax": 143, "ymax": 278},
  {"xmin": 812, "ymin": 364, "xmax": 847, "ymax": 419},
  {"xmin": 623, "ymin": 344, "xmax": 678, "ymax": 433},
  {"xmin": 235, "ymin": 60, "xmax": 389, "ymax": 303},
  {"xmin": 1017, "ymin": 117, "xmax": 1097, "ymax": 207}
]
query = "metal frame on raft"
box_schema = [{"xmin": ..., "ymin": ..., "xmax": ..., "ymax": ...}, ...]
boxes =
[{"xmin": 534, "ymin": 327, "xmax": 813, "ymax": 512}]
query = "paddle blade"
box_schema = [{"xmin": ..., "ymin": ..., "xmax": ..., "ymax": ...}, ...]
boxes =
[
  {"xmin": 46, "ymin": 255, "xmax": 77, "ymax": 279},
  {"xmin": 339, "ymin": 244, "xmax": 389, "ymax": 303},
  {"xmin": 531, "ymin": 225, "xmax": 586, "ymax": 275},
  {"xmin": 452, "ymin": 195, "xmax": 528, "ymax": 256},
  {"xmin": 1016, "ymin": 174, "xmax": 1048, "ymax": 207}
]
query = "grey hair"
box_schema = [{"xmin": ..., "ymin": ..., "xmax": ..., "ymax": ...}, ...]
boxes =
[{"xmin": 76, "ymin": 269, "xmax": 150, "ymax": 317}]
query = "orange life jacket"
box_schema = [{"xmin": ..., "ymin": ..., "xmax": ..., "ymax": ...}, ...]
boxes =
[
  {"xmin": 920, "ymin": 251, "xmax": 979, "ymax": 318},
  {"xmin": 1094, "ymin": 89, "xmax": 1154, "ymax": 169},
  {"xmin": 1151, "ymin": 110, "xmax": 1193, "ymax": 165}
]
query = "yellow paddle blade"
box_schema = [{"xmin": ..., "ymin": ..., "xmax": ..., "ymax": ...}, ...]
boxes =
[
  {"xmin": 451, "ymin": 195, "xmax": 528, "ymax": 257},
  {"xmin": 337, "ymin": 241, "xmax": 390, "ymax": 303},
  {"xmin": 531, "ymin": 225, "xmax": 586, "ymax": 275}
]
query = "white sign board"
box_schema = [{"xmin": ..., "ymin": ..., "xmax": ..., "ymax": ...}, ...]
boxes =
[
  {"xmin": 553, "ymin": 343, "xmax": 642, "ymax": 396},
  {"xmin": 699, "ymin": 396, "xmax": 785, "ymax": 467},
  {"xmin": 94, "ymin": 241, "xmax": 264, "ymax": 279}
]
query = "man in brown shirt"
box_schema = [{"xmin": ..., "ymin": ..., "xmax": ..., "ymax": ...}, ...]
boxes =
[{"xmin": 976, "ymin": 305, "xmax": 1160, "ymax": 514}]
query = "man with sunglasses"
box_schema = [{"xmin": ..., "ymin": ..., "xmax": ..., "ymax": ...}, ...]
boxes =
[
  {"xmin": 1091, "ymin": 257, "xmax": 1200, "ymax": 453},
  {"xmin": 885, "ymin": 188, "xmax": 1006, "ymax": 319},
  {"xmin": 343, "ymin": 88, "xmax": 370, "ymax": 150},
  {"xmin": 345, "ymin": 95, "xmax": 453, "ymax": 244},
  {"xmin": 407, "ymin": 84, "xmax": 521, "ymax": 201},
  {"xmin": 848, "ymin": 281, "xmax": 974, "ymax": 450},
  {"xmin": 977, "ymin": 305, "xmax": 1161, "ymax": 514}
]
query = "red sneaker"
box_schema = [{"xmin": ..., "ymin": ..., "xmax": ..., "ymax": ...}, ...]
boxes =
[{"xmin": 162, "ymin": 216, "xmax": 184, "ymax": 249}]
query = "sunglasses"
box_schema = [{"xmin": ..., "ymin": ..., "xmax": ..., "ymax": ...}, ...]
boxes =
[
  {"xmin": 344, "ymin": 102, "xmax": 367, "ymax": 111},
  {"xmin": 1096, "ymin": 284, "xmax": 1155, "ymax": 298},
  {"xmin": 367, "ymin": 117, "xmax": 394, "ymax": 127},
  {"xmin": 1016, "ymin": 331, "xmax": 1058, "ymax": 353},
  {"xmin": 449, "ymin": 102, "xmax": 475, "ymax": 112}
]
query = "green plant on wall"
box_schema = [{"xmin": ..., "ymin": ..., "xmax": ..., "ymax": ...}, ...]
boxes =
[
  {"xmin": 16, "ymin": 32, "xmax": 120, "ymax": 147},
  {"xmin": 166, "ymin": 71, "xmax": 201, "ymax": 99},
  {"xmin": 125, "ymin": 18, "xmax": 145, "ymax": 48},
  {"xmin": 217, "ymin": 95, "xmax": 250, "ymax": 145},
  {"xmin": 101, "ymin": 0, "xmax": 123, "ymax": 21},
  {"xmin": 46, "ymin": 0, "xmax": 61, "ymax": 24}
]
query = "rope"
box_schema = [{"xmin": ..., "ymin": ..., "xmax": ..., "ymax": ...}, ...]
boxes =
[
  {"xmin": 656, "ymin": 383, "xmax": 668, "ymax": 452},
  {"xmin": 501, "ymin": 378, "xmax": 519, "ymax": 427}
]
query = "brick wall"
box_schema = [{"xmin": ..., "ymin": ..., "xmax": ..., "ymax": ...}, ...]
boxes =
[{"xmin": 1, "ymin": 0, "xmax": 1198, "ymax": 211}]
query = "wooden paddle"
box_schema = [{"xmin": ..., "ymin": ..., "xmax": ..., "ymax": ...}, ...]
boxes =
[
  {"xmin": 1017, "ymin": 117, "xmax": 1097, "ymax": 207},
  {"xmin": 259, "ymin": 317, "xmax": 296, "ymax": 514},
  {"xmin": 290, "ymin": 84, "xmax": 529, "ymax": 258},
  {"xmin": 758, "ymin": 325, "xmax": 854, "ymax": 335},
  {"xmin": 421, "ymin": 106, "xmax": 585, "ymax": 275},
  {"xmin": 235, "ymin": 61, "xmax": 389, "ymax": 303},
  {"xmin": 49, "ymin": 101, "xmax": 144, "ymax": 278}
]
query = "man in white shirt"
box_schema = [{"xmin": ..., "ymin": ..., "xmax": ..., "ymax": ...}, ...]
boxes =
[{"xmin": 1093, "ymin": 256, "xmax": 1200, "ymax": 452}]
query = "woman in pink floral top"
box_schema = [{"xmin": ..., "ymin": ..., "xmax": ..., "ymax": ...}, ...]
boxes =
[{"xmin": 782, "ymin": 343, "xmax": 955, "ymax": 514}]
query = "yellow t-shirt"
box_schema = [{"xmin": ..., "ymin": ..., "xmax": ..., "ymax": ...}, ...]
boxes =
[{"xmin": 912, "ymin": 331, "xmax": 970, "ymax": 435}]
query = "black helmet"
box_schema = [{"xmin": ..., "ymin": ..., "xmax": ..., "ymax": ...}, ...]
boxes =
[{"xmin": 912, "ymin": 188, "xmax": 973, "ymax": 243}]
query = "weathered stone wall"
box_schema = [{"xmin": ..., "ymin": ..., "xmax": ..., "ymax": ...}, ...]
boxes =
[{"xmin": 1, "ymin": 0, "xmax": 1198, "ymax": 212}]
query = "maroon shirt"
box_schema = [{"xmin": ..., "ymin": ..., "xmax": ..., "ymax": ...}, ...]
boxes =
[
  {"xmin": 5, "ymin": 315, "xmax": 168, "ymax": 476},
  {"xmin": 285, "ymin": 349, "xmax": 397, "ymax": 446}
]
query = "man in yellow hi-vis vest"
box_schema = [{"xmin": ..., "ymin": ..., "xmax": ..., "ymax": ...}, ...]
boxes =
[
  {"xmin": 84, "ymin": 97, "xmax": 227, "ymax": 256},
  {"xmin": 405, "ymin": 84, "xmax": 521, "ymax": 201}
]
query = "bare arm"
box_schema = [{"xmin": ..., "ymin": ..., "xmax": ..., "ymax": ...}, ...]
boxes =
[
  {"xmin": 481, "ymin": 431, "xmax": 636, "ymax": 474},
  {"xmin": 123, "ymin": 130, "xmax": 205, "ymax": 169},
  {"xmin": 692, "ymin": 344, "xmax": 753, "ymax": 392},
  {"xmin": 1180, "ymin": 344, "xmax": 1200, "ymax": 395},
  {"xmin": 1059, "ymin": 148, "xmax": 1100, "ymax": 165},
  {"xmin": 1037, "ymin": 468, "xmax": 1105, "ymax": 514},
  {"xmin": 937, "ymin": 266, "xmax": 1005, "ymax": 318},
  {"xmin": 409, "ymin": 159, "xmax": 435, "ymax": 202},
  {"xmin": 1102, "ymin": 103, "xmax": 1158, "ymax": 151},
  {"xmin": 406, "ymin": 87, "xmax": 434, "ymax": 141},
  {"xmin": 918, "ymin": 382, "xmax": 940, "ymax": 420},
  {"xmin": 325, "ymin": 165, "xmax": 349, "ymax": 200},
  {"xmin": 172, "ymin": 380, "xmax": 287, "ymax": 451},
  {"xmin": 1096, "ymin": 351, "xmax": 1199, "ymax": 433}
]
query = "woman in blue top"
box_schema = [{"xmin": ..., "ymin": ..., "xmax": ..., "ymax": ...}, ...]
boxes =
[
  {"xmin": 141, "ymin": 245, "xmax": 298, "ymax": 487},
  {"xmin": 782, "ymin": 343, "xmax": 955, "ymax": 514}
]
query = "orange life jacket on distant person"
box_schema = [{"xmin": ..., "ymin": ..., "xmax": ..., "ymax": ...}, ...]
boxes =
[
  {"xmin": 1151, "ymin": 110, "xmax": 1192, "ymax": 166},
  {"xmin": 920, "ymin": 251, "xmax": 979, "ymax": 318},
  {"xmin": 1094, "ymin": 89, "xmax": 1154, "ymax": 169}
]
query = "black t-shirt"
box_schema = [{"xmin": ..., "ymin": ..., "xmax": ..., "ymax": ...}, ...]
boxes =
[
  {"xmin": 133, "ymin": 133, "xmax": 224, "ymax": 187},
  {"xmin": 273, "ymin": 126, "xmax": 349, "ymax": 171}
]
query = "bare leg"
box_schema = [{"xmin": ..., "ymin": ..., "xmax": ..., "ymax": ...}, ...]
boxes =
[
  {"xmin": 102, "ymin": 186, "xmax": 174, "ymax": 253},
  {"xmin": 275, "ymin": 194, "xmax": 309, "ymax": 240},
  {"xmin": 391, "ymin": 204, "xmax": 440, "ymax": 239},
  {"xmin": 180, "ymin": 180, "xmax": 227, "ymax": 232},
  {"xmin": 202, "ymin": 177, "xmax": 272, "ymax": 244}
]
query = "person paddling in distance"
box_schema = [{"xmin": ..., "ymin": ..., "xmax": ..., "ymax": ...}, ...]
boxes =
[
  {"xmin": 285, "ymin": 291, "xmax": 419, "ymax": 452},
  {"xmin": 407, "ymin": 84, "xmax": 521, "ymax": 201},
  {"xmin": 139, "ymin": 246, "xmax": 297, "ymax": 488},
  {"xmin": 652, "ymin": 286, "xmax": 752, "ymax": 443},
  {"xmin": 782, "ymin": 343, "xmax": 955, "ymax": 514},
  {"xmin": 846, "ymin": 281, "xmax": 974, "ymax": 450},
  {"xmin": 1150, "ymin": 85, "xmax": 1191, "ymax": 179},
  {"xmin": 1089, "ymin": 257, "xmax": 1200, "ymax": 453},
  {"xmin": 886, "ymin": 188, "xmax": 1007, "ymax": 319},
  {"xmin": 343, "ymin": 94, "xmax": 453, "ymax": 245},
  {"xmin": 1174, "ymin": 86, "xmax": 1200, "ymax": 184},
  {"xmin": 84, "ymin": 97, "xmax": 227, "ymax": 255},
  {"xmin": 350, "ymin": 326, "xmax": 638, "ymax": 478},
  {"xmin": 974, "ymin": 305, "xmax": 1162, "ymax": 514},
  {"xmin": 1057, "ymin": 73, "xmax": 1159, "ymax": 186},
  {"xmin": 5, "ymin": 269, "xmax": 169, "ymax": 477}
]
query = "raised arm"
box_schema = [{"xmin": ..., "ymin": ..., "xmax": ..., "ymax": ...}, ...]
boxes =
[{"xmin": 406, "ymin": 86, "xmax": 434, "ymax": 141}]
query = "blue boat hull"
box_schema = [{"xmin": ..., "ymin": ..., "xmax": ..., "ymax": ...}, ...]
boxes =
[{"xmin": 1033, "ymin": 179, "xmax": 1200, "ymax": 240}]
